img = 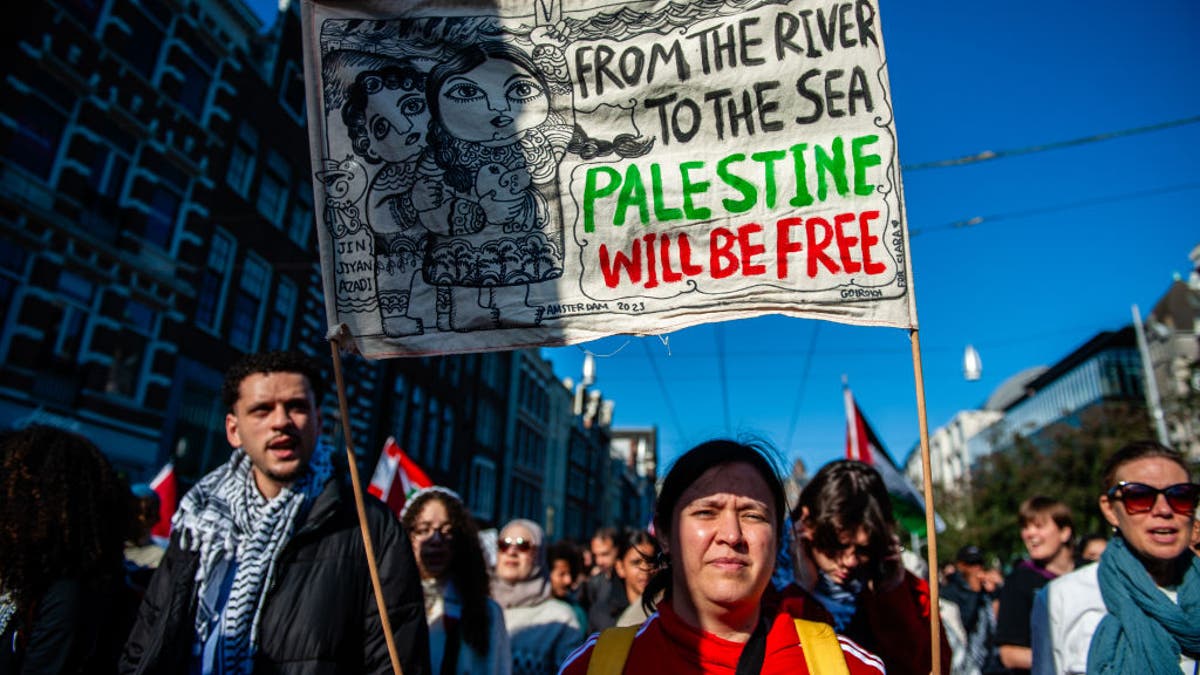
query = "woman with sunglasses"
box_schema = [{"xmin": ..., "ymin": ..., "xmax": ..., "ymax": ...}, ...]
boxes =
[
  {"xmin": 492, "ymin": 518, "xmax": 583, "ymax": 675},
  {"xmin": 400, "ymin": 487, "xmax": 510, "ymax": 675},
  {"xmin": 559, "ymin": 439, "xmax": 885, "ymax": 675},
  {"xmin": 1040, "ymin": 440, "xmax": 1200, "ymax": 675},
  {"xmin": 613, "ymin": 530, "xmax": 662, "ymax": 628}
]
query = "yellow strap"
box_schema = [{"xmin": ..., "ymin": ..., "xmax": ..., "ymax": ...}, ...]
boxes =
[
  {"xmin": 794, "ymin": 619, "xmax": 851, "ymax": 675},
  {"xmin": 586, "ymin": 625, "xmax": 639, "ymax": 675}
]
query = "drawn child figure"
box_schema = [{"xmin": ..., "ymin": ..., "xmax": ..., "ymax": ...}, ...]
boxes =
[
  {"xmin": 413, "ymin": 39, "xmax": 572, "ymax": 331},
  {"xmin": 341, "ymin": 59, "xmax": 435, "ymax": 337}
]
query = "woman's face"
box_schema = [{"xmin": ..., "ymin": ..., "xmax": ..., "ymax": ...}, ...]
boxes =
[
  {"xmin": 804, "ymin": 526, "xmax": 870, "ymax": 585},
  {"xmin": 365, "ymin": 81, "xmax": 429, "ymax": 164},
  {"xmin": 615, "ymin": 541, "xmax": 657, "ymax": 599},
  {"xmin": 1020, "ymin": 516, "xmax": 1072, "ymax": 564},
  {"xmin": 549, "ymin": 559, "xmax": 574, "ymax": 599},
  {"xmin": 409, "ymin": 498, "xmax": 454, "ymax": 581},
  {"xmin": 497, "ymin": 523, "xmax": 537, "ymax": 583},
  {"xmin": 669, "ymin": 462, "xmax": 776, "ymax": 618},
  {"xmin": 437, "ymin": 57, "xmax": 549, "ymax": 146},
  {"xmin": 1100, "ymin": 457, "xmax": 1194, "ymax": 562}
]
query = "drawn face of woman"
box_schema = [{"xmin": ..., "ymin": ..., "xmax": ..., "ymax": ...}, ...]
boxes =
[
  {"xmin": 437, "ymin": 57, "xmax": 549, "ymax": 146},
  {"xmin": 364, "ymin": 78, "xmax": 429, "ymax": 164}
]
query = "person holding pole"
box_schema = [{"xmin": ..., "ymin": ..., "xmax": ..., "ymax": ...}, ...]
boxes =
[
  {"xmin": 558, "ymin": 439, "xmax": 886, "ymax": 675},
  {"xmin": 121, "ymin": 350, "xmax": 430, "ymax": 674},
  {"xmin": 787, "ymin": 459, "xmax": 951, "ymax": 675}
]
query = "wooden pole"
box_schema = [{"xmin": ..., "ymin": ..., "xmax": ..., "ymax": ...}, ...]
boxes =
[
  {"xmin": 329, "ymin": 339, "xmax": 404, "ymax": 675},
  {"xmin": 910, "ymin": 328, "xmax": 942, "ymax": 675}
]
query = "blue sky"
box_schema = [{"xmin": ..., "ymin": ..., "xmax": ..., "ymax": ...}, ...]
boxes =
[{"xmin": 261, "ymin": 0, "xmax": 1200, "ymax": 473}]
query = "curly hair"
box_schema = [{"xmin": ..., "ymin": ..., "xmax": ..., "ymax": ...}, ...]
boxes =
[
  {"xmin": 400, "ymin": 490, "xmax": 492, "ymax": 655},
  {"xmin": 221, "ymin": 350, "xmax": 326, "ymax": 413},
  {"xmin": 342, "ymin": 63, "xmax": 426, "ymax": 164},
  {"xmin": 0, "ymin": 425, "xmax": 130, "ymax": 619},
  {"xmin": 793, "ymin": 459, "xmax": 901, "ymax": 586}
]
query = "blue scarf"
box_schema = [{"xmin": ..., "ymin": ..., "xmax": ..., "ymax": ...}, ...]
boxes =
[
  {"xmin": 1086, "ymin": 535, "xmax": 1200, "ymax": 675},
  {"xmin": 811, "ymin": 572, "xmax": 863, "ymax": 632}
]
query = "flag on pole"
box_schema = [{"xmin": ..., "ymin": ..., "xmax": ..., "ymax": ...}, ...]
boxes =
[
  {"xmin": 368, "ymin": 436, "xmax": 433, "ymax": 518},
  {"xmin": 844, "ymin": 382, "xmax": 945, "ymax": 537},
  {"xmin": 149, "ymin": 462, "xmax": 177, "ymax": 545}
]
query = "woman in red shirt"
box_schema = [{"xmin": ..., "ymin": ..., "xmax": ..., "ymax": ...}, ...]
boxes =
[{"xmin": 559, "ymin": 439, "xmax": 885, "ymax": 675}]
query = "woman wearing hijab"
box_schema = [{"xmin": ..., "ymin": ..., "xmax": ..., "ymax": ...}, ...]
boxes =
[
  {"xmin": 1040, "ymin": 440, "xmax": 1200, "ymax": 675},
  {"xmin": 559, "ymin": 439, "xmax": 886, "ymax": 675},
  {"xmin": 492, "ymin": 518, "xmax": 583, "ymax": 675},
  {"xmin": 401, "ymin": 487, "xmax": 510, "ymax": 674}
]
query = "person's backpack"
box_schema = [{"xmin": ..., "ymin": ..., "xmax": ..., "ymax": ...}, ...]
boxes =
[{"xmin": 585, "ymin": 618, "xmax": 850, "ymax": 674}]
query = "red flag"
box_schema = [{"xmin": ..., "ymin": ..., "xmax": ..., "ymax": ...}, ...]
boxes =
[
  {"xmin": 149, "ymin": 462, "xmax": 177, "ymax": 543},
  {"xmin": 843, "ymin": 382, "xmax": 943, "ymax": 536},
  {"xmin": 368, "ymin": 437, "xmax": 433, "ymax": 517}
]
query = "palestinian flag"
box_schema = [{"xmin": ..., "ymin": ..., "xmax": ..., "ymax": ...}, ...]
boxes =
[
  {"xmin": 844, "ymin": 384, "xmax": 944, "ymax": 537},
  {"xmin": 368, "ymin": 436, "xmax": 433, "ymax": 518}
]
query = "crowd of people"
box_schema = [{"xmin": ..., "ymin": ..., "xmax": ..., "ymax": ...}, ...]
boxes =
[{"xmin": 1, "ymin": 349, "xmax": 1197, "ymax": 674}]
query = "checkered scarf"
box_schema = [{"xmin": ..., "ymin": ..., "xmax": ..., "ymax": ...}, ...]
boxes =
[{"xmin": 173, "ymin": 441, "xmax": 335, "ymax": 672}]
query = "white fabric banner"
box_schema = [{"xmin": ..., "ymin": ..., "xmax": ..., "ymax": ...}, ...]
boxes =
[{"xmin": 300, "ymin": 0, "xmax": 917, "ymax": 358}]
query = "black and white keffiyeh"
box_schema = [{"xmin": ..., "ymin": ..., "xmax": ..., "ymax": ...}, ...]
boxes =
[
  {"xmin": 0, "ymin": 592, "xmax": 15, "ymax": 637},
  {"xmin": 172, "ymin": 440, "xmax": 335, "ymax": 672}
]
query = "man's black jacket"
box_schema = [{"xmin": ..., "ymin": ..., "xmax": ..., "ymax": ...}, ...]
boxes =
[{"xmin": 119, "ymin": 465, "xmax": 431, "ymax": 675}]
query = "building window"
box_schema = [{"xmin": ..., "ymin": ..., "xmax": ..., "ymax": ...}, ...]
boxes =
[
  {"xmin": 406, "ymin": 386, "xmax": 425, "ymax": 464},
  {"xmin": 439, "ymin": 406, "xmax": 453, "ymax": 471},
  {"xmin": 468, "ymin": 456, "xmax": 496, "ymax": 521},
  {"xmin": 264, "ymin": 276, "xmax": 296, "ymax": 350},
  {"xmin": 226, "ymin": 124, "xmax": 257, "ymax": 198},
  {"xmin": 195, "ymin": 229, "xmax": 235, "ymax": 331},
  {"xmin": 288, "ymin": 186, "xmax": 313, "ymax": 247},
  {"xmin": 143, "ymin": 184, "xmax": 180, "ymax": 249},
  {"xmin": 3, "ymin": 90, "xmax": 68, "ymax": 180},
  {"xmin": 256, "ymin": 150, "xmax": 290, "ymax": 226},
  {"xmin": 279, "ymin": 61, "xmax": 305, "ymax": 122},
  {"xmin": 229, "ymin": 254, "xmax": 269, "ymax": 351},
  {"xmin": 425, "ymin": 398, "xmax": 441, "ymax": 465},
  {"xmin": 123, "ymin": 298, "xmax": 156, "ymax": 334},
  {"xmin": 55, "ymin": 271, "xmax": 94, "ymax": 361},
  {"xmin": 111, "ymin": 4, "xmax": 165, "ymax": 80},
  {"xmin": 390, "ymin": 375, "xmax": 409, "ymax": 442},
  {"xmin": 171, "ymin": 48, "xmax": 211, "ymax": 119}
]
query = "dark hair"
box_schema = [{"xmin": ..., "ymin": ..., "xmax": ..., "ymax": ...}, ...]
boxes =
[
  {"xmin": 0, "ymin": 426, "xmax": 130, "ymax": 621},
  {"xmin": 1101, "ymin": 440, "xmax": 1190, "ymax": 492},
  {"xmin": 546, "ymin": 540, "xmax": 583, "ymax": 578},
  {"xmin": 426, "ymin": 41, "xmax": 552, "ymax": 194},
  {"xmin": 1018, "ymin": 495, "xmax": 1074, "ymax": 532},
  {"xmin": 221, "ymin": 350, "xmax": 325, "ymax": 412},
  {"xmin": 592, "ymin": 526, "xmax": 619, "ymax": 546},
  {"xmin": 617, "ymin": 529, "xmax": 661, "ymax": 566},
  {"xmin": 1076, "ymin": 532, "xmax": 1108, "ymax": 558},
  {"xmin": 793, "ymin": 460, "xmax": 900, "ymax": 585},
  {"xmin": 342, "ymin": 62, "xmax": 426, "ymax": 164},
  {"xmin": 400, "ymin": 490, "xmax": 491, "ymax": 654},
  {"xmin": 643, "ymin": 439, "xmax": 785, "ymax": 612}
]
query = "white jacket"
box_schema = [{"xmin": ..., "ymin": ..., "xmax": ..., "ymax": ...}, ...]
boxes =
[{"xmin": 1043, "ymin": 563, "xmax": 1105, "ymax": 675}]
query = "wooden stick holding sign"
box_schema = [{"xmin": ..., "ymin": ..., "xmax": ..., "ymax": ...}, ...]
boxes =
[
  {"xmin": 328, "ymin": 337, "xmax": 403, "ymax": 675},
  {"xmin": 910, "ymin": 329, "xmax": 942, "ymax": 675}
]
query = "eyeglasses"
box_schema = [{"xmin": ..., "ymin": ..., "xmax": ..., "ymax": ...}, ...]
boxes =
[
  {"xmin": 1106, "ymin": 481, "xmax": 1200, "ymax": 515},
  {"xmin": 411, "ymin": 523, "xmax": 455, "ymax": 541},
  {"xmin": 499, "ymin": 537, "xmax": 533, "ymax": 554}
]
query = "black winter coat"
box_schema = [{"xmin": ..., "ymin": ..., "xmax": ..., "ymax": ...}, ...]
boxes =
[{"xmin": 119, "ymin": 469, "xmax": 431, "ymax": 675}]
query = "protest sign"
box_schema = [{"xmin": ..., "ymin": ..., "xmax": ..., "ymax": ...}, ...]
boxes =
[{"xmin": 300, "ymin": 0, "xmax": 917, "ymax": 358}]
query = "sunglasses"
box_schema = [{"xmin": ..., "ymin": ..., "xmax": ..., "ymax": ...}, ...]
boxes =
[
  {"xmin": 499, "ymin": 537, "xmax": 533, "ymax": 553},
  {"xmin": 1106, "ymin": 481, "xmax": 1200, "ymax": 515}
]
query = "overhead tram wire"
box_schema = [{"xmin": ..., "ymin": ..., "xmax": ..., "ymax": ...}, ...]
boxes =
[
  {"xmin": 641, "ymin": 338, "xmax": 689, "ymax": 448},
  {"xmin": 900, "ymin": 115, "xmax": 1200, "ymax": 172},
  {"xmin": 784, "ymin": 321, "xmax": 821, "ymax": 454},
  {"xmin": 910, "ymin": 181, "xmax": 1200, "ymax": 237}
]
